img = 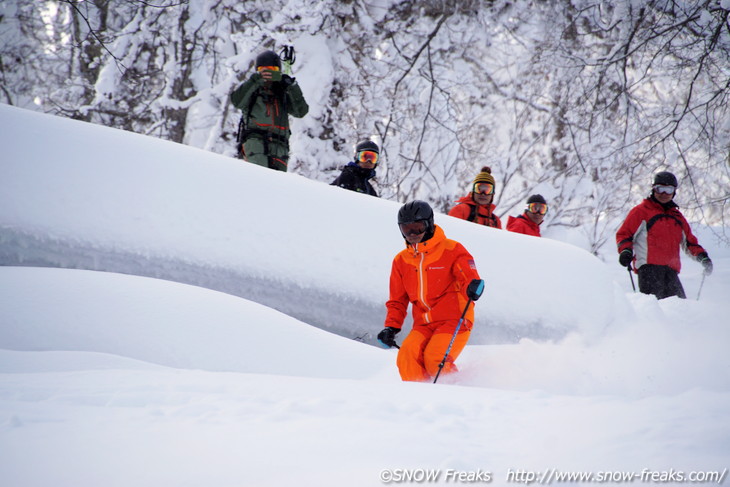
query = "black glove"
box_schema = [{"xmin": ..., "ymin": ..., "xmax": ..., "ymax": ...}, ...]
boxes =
[
  {"xmin": 377, "ymin": 327, "xmax": 400, "ymax": 349},
  {"xmin": 466, "ymin": 279, "xmax": 485, "ymax": 301},
  {"xmin": 281, "ymin": 74, "xmax": 296, "ymax": 87},
  {"xmin": 250, "ymin": 72, "xmax": 266, "ymax": 88},
  {"xmin": 698, "ymin": 252, "xmax": 713, "ymax": 276},
  {"xmin": 619, "ymin": 249, "xmax": 633, "ymax": 268}
]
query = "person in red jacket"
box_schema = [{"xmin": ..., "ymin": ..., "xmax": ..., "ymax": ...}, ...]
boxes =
[
  {"xmin": 376, "ymin": 201, "xmax": 484, "ymax": 382},
  {"xmin": 448, "ymin": 166, "xmax": 502, "ymax": 229},
  {"xmin": 616, "ymin": 171, "xmax": 713, "ymax": 299},
  {"xmin": 506, "ymin": 194, "xmax": 547, "ymax": 237}
]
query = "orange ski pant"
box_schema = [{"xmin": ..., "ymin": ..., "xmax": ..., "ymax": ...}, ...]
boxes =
[{"xmin": 396, "ymin": 320, "xmax": 471, "ymax": 382}]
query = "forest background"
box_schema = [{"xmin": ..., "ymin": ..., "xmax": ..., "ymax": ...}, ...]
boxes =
[{"xmin": 2, "ymin": 0, "xmax": 728, "ymax": 253}]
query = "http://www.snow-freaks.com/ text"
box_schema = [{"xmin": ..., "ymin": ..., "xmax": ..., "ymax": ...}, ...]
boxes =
[{"xmin": 378, "ymin": 467, "xmax": 728, "ymax": 484}]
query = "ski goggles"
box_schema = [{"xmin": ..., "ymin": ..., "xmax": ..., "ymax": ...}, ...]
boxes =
[
  {"xmin": 257, "ymin": 65, "xmax": 280, "ymax": 72},
  {"xmin": 527, "ymin": 202, "xmax": 548, "ymax": 215},
  {"xmin": 399, "ymin": 221, "xmax": 428, "ymax": 236},
  {"xmin": 653, "ymin": 184, "xmax": 676, "ymax": 194},
  {"xmin": 473, "ymin": 182, "xmax": 494, "ymax": 195},
  {"xmin": 357, "ymin": 150, "xmax": 379, "ymax": 165}
]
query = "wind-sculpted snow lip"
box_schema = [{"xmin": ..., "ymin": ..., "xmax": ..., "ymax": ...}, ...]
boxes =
[
  {"xmin": 0, "ymin": 266, "xmax": 387, "ymax": 379},
  {"xmin": 0, "ymin": 104, "xmax": 626, "ymax": 345},
  {"xmin": 0, "ymin": 226, "xmax": 571, "ymax": 345},
  {"xmin": 0, "ymin": 226, "xmax": 385, "ymax": 344},
  {"xmin": 0, "ymin": 349, "xmax": 167, "ymax": 373}
]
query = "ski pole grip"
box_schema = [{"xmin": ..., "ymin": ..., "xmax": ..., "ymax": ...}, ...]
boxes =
[{"xmin": 467, "ymin": 279, "xmax": 484, "ymax": 301}]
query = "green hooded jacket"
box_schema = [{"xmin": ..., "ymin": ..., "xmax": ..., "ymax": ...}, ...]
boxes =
[{"xmin": 231, "ymin": 72, "xmax": 308, "ymax": 140}]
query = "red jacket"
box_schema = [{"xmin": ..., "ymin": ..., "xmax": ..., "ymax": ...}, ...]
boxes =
[
  {"xmin": 506, "ymin": 214, "xmax": 541, "ymax": 237},
  {"xmin": 616, "ymin": 197, "xmax": 706, "ymax": 273},
  {"xmin": 448, "ymin": 196, "xmax": 502, "ymax": 229},
  {"xmin": 385, "ymin": 225, "xmax": 481, "ymax": 330}
]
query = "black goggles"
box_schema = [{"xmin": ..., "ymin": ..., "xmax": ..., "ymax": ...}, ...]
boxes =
[{"xmin": 399, "ymin": 221, "xmax": 428, "ymax": 236}]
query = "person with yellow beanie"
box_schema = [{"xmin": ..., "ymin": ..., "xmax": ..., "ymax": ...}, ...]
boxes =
[{"xmin": 448, "ymin": 166, "xmax": 502, "ymax": 229}]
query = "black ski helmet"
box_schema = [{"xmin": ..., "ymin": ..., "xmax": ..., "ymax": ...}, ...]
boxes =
[
  {"xmin": 255, "ymin": 50, "xmax": 281, "ymax": 69},
  {"xmin": 397, "ymin": 200, "xmax": 435, "ymax": 242},
  {"xmin": 355, "ymin": 140, "xmax": 379, "ymax": 155},
  {"xmin": 653, "ymin": 171, "xmax": 678, "ymax": 187},
  {"xmin": 526, "ymin": 194, "xmax": 547, "ymax": 205}
]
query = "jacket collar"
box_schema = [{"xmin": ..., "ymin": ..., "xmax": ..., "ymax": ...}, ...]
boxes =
[
  {"xmin": 519, "ymin": 213, "xmax": 541, "ymax": 229},
  {"xmin": 345, "ymin": 161, "xmax": 376, "ymax": 179},
  {"xmin": 455, "ymin": 194, "xmax": 496, "ymax": 213},
  {"xmin": 646, "ymin": 195, "xmax": 678, "ymax": 211},
  {"xmin": 406, "ymin": 225, "xmax": 446, "ymax": 254}
]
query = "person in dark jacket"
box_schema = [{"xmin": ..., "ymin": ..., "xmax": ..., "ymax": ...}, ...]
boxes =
[
  {"xmin": 330, "ymin": 140, "xmax": 380, "ymax": 197},
  {"xmin": 231, "ymin": 50, "xmax": 309, "ymax": 171},
  {"xmin": 448, "ymin": 166, "xmax": 502, "ymax": 229},
  {"xmin": 616, "ymin": 171, "xmax": 712, "ymax": 299},
  {"xmin": 506, "ymin": 194, "xmax": 547, "ymax": 237}
]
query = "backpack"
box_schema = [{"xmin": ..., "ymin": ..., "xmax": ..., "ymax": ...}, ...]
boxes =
[
  {"xmin": 468, "ymin": 204, "xmax": 498, "ymax": 227},
  {"xmin": 235, "ymin": 86, "xmax": 289, "ymax": 163},
  {"xmin": 235, "ymin": 92, "xmax": 258, "ymax": 160}
]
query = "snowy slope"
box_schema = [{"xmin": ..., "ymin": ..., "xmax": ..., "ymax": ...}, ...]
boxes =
[
  {"xmin": 1, "ymin": 105, "xmax": 729, "ymax": 486},
  {"xmin": 1, "ymin": 104, "xmax": 622, "ymax": 344}
]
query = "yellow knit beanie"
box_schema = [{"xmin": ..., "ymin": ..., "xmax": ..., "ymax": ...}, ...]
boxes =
[{"xmin": 472, "ymin": 166, "xmax": 496, "ymax": 191}]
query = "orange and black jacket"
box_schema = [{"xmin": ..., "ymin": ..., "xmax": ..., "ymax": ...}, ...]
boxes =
[
  {"xmin": 385, "ymin": 225, "xmax": 481, "ymax": 330},
  {"xmin": 448, "ymin": 196, "xmax": 502, "ymax": 229}
]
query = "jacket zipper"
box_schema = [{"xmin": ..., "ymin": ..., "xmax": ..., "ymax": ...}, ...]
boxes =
[{"xmin": 416, "ymin": 248, "xmax": 432, "ymax": 322}]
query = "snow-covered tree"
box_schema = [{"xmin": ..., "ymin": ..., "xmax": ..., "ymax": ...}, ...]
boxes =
[{"xmin": 1, "ymin": 0, "xmax": 727, "ymax": 252}]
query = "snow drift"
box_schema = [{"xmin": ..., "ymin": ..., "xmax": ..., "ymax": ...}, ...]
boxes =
[
  {"xmin": 1, "ymin": 105, "xmax": 728, "ymax": 487},
  {"xmin": 1, "ymin": 104, "xmax": 621, "ymax": 344}
]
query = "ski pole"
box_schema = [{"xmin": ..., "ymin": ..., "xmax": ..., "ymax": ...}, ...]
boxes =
[
  {"xmin": 279, "ymin": 45, "xmax": 295, "ymax": 75},
  {"xmin": 696, "ymin": 273, "xmax": 706, "ymax": 300},
  {"xmin": 433, "ymin": 298, "xmax": 473, "ymax": 384},
  {"xmin": 279, "ymin": 45, "xmax": 295, "ymax": 64},
  {"xmin": 627, "ymin": 266, "xmax": 636, "ymax": 292}
]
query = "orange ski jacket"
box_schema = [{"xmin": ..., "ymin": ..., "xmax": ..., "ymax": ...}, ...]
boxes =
[
  {"xmin": 506, "ymin": 214, "xmax": 541, "ymax": 237},
  {"xmin": 448, "ymin": 196, "xmax": 502, "ymax": 229},
  {"xmin": 385, "ymin": 225, "xmax": 481, "ymax": 330}
]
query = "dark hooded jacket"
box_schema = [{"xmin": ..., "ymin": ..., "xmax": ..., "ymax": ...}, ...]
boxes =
[
  {"xmin": 331, "ymin": 162, "xmax": 378, "ymax": 197},
  {"xmin": 231, "ymin": 73, "xmax": 308, "ymax": 141}
]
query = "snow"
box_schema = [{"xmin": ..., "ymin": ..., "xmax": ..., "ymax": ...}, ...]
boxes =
[{"xmin": 1, "ymin": 104, "xmax": 729, "ymax": 486}]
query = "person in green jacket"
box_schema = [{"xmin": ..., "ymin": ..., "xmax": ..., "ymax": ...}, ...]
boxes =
[{"xmin": 231, "ymin": 50, "xmax": 309, "ymax": 171}]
